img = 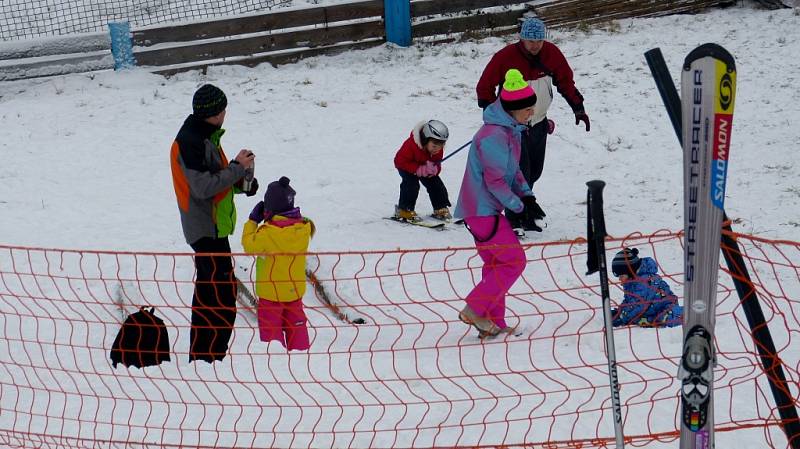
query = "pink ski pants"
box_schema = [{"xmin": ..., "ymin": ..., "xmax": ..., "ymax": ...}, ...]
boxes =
[
  {"xmin": 463, "ymin": 215, "xmax": 527, "ymax": 328},
  {"xmin": 257, "ymin": 298, "xmax": 310, "ymax": 351}
]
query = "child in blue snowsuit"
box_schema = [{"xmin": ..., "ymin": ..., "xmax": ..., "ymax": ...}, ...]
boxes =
[{"xmin": 610, "ymin": 248, "xmax": 683, "ymax": 328}]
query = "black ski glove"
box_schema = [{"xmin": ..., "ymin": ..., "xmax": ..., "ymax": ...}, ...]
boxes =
[
  {"xmin": 522, "ymin": 195, "xmax": 546, "ymax": 220},
  {"xmin": 478, "ymin": 99, "xmax": 492, "ymax": 110},
  {"xmin": 245, "ymin": 178, "xmax": 259, "ymax": 197},
  {"xmin": 575, "ymin": 110, "xmax": 590, "ymax": 132},
  {"xmin": 521, "ymin": 196, "xmax": 544, "ymax": 232},
  {"xmin": 523, "ymin": 219, "xmax": 542, "ymax": 232}
]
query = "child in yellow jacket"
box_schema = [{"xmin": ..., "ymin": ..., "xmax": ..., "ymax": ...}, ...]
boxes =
[{"xmin": 241, "ymin": 176, "xmax": 315, "ymax": 351}]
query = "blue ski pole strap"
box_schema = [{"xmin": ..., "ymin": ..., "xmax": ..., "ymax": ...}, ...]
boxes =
[{"xmin": 439, "ymin": 140, "xmax": 471, "ymax": 163}]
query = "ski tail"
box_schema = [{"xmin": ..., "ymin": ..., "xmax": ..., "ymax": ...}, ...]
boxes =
[{"xmin": 679, "ymin": 43, "xmax": 736, "ymax": 449}]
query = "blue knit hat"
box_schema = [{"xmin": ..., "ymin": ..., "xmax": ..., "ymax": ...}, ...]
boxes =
[
  {"xmin": 611, "ymin": 248, "xmax": 641, "ymax": 278},
  {"xmin": 520, "ymin": 17, "xmax": 547, "ymax": 41}
]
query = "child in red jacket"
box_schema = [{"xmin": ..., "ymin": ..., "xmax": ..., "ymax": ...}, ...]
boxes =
[{"xmin": 393, "ymin": 120, "xmax": 452, "ymax": 222}]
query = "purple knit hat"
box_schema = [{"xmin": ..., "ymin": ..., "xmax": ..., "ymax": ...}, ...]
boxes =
[{"xmin": 263, "ymin": 176, "xmax": 296, "ymax": 217}]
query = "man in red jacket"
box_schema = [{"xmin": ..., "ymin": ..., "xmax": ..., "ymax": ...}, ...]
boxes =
[{"xmin": 476, "ymin": 17, "xmax": 590, "ymax": 231}]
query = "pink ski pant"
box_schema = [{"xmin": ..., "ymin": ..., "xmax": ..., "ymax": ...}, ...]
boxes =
[
  {"xmin": 257, "ymin": 298, "xmax": 310, "ymax": 351},
  {"xmin": 463, "ymin": 215, "xmax": 527, "ymax": 329}
]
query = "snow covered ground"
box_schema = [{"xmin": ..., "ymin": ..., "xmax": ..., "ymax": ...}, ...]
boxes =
[
  {"xmin": 1, "ymin": 3, "xmax": 800, "ymax": 449},
  {"xmin": 2, "ymin": 5, "xmax": 800, "ymax": 252}
]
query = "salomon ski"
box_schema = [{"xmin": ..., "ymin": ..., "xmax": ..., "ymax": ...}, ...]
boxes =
[{"xmin": 678, "ymin": 43, "xmax": 736, "ymax": 449}]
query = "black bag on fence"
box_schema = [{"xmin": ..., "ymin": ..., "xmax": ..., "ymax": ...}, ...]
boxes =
[{"xmin": 110, "ymin": 307, "xmax": 171, "ymax": 368}]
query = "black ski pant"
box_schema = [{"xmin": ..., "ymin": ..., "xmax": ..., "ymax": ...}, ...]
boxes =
[
  {"xmin": 188, "ymin": 236, "xmax": 237, "ymax": 363},
  {"xmin": 397, "ymin": 169, "xmax": 451, "ymax": 211},
  {"xmin": 505, "ymin": 118, "xmax": 548, "ymax": 225}
]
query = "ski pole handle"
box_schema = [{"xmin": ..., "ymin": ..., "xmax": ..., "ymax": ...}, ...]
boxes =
[
  {"xmin": 439, "ymin": 140, "xmax": 471, "ymax": 163},
  {"xmin": 586, "ymin": 180, "xmax": 607, "ymax": 239}
]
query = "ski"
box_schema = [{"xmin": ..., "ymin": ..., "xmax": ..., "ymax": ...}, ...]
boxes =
[
  {"xmin": 677, "ymin": 43, "xmax": 736, "ymax": 449},
  {"xmin": 235, "ymin": 277, "xmax": 258, "ymax": 309},
  {"xmin": 306, "ymin": 267, "xmax": 367, "ymax": 325},
  {"xmin": 384, "ymin": 216, "xmax": 445, "ymax": 230}
]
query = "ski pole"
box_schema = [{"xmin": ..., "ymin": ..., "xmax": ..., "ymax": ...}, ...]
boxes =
[
  {"xmin": 586, "ymin": 179, "xmax": 625, "ymax": 449},
  {"xmin": 439, "ymin": 140, "xmax": 471, "ymax": 163}
]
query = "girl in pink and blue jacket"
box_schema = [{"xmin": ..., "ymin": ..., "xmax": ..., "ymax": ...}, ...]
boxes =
[{"xmin": 454, "ymin": 69, "xmax": 545, "ymax": 338}]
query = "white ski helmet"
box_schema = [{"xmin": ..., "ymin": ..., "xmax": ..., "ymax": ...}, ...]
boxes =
[{"xmin": 421, "ymin": 120, "xmax": 449, "ymax": 142}]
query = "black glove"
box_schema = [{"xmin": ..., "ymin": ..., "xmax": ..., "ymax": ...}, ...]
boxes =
[
  {"xmin": 522, "ymin": 195, "xmax": 546, "ymax": 220},
  {"xmin": 523, "ymin": 219, "xmax": 542, "ymax": 232},
  {"xmin": 575, "ymin": 110, "xmax": 590, "ymax": 132},
  {"xmin": 520, "ymin": 196, "xmax": 544, "ymax": 232},
  {"xmin": 478, "ymin": 99, "xmax": 492, "ymax": 110},
  {"xmin": 245, "ymin": 178, "xmax": 259, "ymax": 197}
]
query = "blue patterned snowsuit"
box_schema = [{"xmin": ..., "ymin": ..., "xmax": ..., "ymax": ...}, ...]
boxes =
[{"xmin": 612, "ymin": 257, "xmax": 683, "ymax": 328}]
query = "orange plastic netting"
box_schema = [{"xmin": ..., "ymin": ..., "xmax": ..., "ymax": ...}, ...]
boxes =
[{"xmin": 1, "ymin": 230, "xmax": 798, "ymax": 448}]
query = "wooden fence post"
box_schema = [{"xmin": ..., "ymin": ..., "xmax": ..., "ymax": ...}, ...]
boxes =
[{"xmin": 384, "ymin": 0, "xmax": 411, "ymax": 46}]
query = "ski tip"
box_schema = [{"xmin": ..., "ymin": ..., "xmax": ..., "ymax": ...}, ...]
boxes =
[{"xmin": 683, "ymin": 43, "xmax": 735, "ymax": 71}]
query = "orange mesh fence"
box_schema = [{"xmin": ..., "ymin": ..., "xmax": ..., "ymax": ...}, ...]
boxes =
[{"xmin": 1, "ymin": 230, "xmax": 798, "ymax": 448}]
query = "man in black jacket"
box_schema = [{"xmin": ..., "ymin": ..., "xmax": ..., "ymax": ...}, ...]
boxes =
[{"xmin": 170, "ymin": 84, "xmax": 258, "ymax": 363}]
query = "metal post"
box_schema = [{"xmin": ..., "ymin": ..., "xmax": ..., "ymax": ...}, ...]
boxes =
[
  {"xmin": 384, "ymin": 0, "xmax": 411, "ymax": 47},
  {"xmin": 108, "ymin": 21, "xmax": 136, "ymax": 70}
]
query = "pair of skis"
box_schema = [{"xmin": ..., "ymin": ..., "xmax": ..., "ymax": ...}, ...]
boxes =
[
  {"xmin": 647, "ymin": 44, "xmax": 736, "ymax": 449},
  {"xmin": 387, "ymin": 216, "xmax": 543, "ymax": 241},
  {"xmin": 384, "ymin": 215, "xmax": 448, "ymax": 230},
  {"xmin": 588, "ymin": 43, "xmax": 736, "ymax": 449}
]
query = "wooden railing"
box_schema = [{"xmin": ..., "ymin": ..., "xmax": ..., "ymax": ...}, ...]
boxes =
[
  {"xmin": 138, "ymin": 1, "xmax": 386, "ymax": 76},
  {"xmin": 1, "ymin": 0, "xmax": 739, "ymax": 80},
  {"xmin": 411, "ymin": 0, "xmax": 530, "ymax": 38},
  {"xmin": 531, "ymin": 0, "xmax": 736, "ymax": 28}
]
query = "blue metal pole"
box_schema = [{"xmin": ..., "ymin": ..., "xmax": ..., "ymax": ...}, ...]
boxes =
[
  {"xmin": 384, "ymin": 0, "xmax": 411, "ymax": 47},
  {"xmin": 108, "ymin": 21, "xmax": 136, "ymax": 70}
]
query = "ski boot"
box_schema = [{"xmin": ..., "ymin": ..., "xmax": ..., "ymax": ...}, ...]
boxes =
[
  {"xmin": 458, "ymin": 305, "xmax": 500, "ymax": 337},
  {"xmin": 478, "ymin": 326, "xmax": 518, "ymax": 339},
  {"xmin": 431, "ymin": 207, "xmax": 452, "ymax": 221},
  {"xmin": 394, "ymin": 206, "xmax": 422, "ymax": 223}
]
